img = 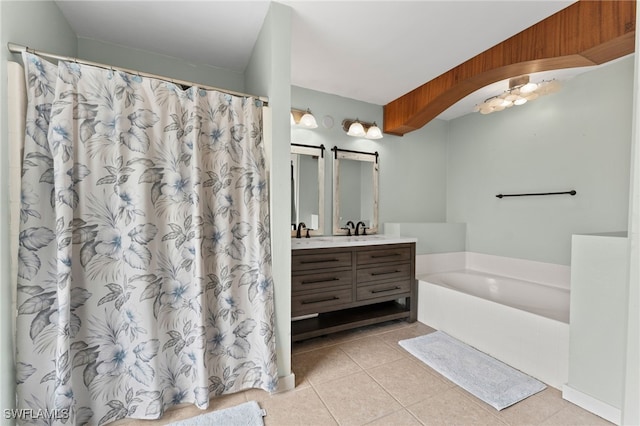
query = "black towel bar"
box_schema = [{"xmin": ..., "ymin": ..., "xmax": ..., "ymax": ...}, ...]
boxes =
[{"xmin": 496, "ymin": 190, "xmax": 576, "ymax": 199}]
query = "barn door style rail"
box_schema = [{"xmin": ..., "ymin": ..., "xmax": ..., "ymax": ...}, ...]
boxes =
[
  {"xmin": 496, "ymin": 190, "xmax": 577, "ymax": 199},
  {"xmin": 331, "ymin": 146, "xmax": 379, "ymax": 163}
]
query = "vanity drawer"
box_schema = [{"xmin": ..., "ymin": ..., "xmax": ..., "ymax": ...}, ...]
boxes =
[
  {"xmin": 356, "ymin": 280, "xmax": 411, "ymax": 301},
  {"xmin": 292, "ymin": 288, "xmax": 353, "ymax": 316},
  {"xmin": 356, "ymin": 263, "xmax": 411, "ymax": 283},
  {"xmin": 357, "ymin": 246, "xmax": 412, "ymax": 265},
  {"xmin": 292, "ymin": 270, "xmax": 352, "ymax": 293},
  {"xmin": 292, "ymin": 251, "xmax": 352, "ymax": 271}
]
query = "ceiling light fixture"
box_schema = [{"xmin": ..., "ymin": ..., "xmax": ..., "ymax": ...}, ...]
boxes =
[
  {"xmin": 342, "ymin": 119, "xmax": 383, "ymax": 140},
  {"xmin": 474, "ymin": 76, "xmax": 561, "ymax": 115},
  {"xmin": 291, "ymin": 108, "xmax": 318, "ymax": 129}
]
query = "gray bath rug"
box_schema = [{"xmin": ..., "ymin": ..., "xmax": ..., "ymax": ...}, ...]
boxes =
[
  {"xmin": 167, "ymin": 400, "xmax": 266, "ymax": 426},
  {"xmin": 399, "ymin": 331, "xmax": 546, "ymax": 410}
]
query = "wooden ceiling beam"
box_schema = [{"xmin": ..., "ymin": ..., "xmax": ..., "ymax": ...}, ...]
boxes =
[{"xmin": 383, "ymin": 0, "xmax": 636, "ymax": 136}]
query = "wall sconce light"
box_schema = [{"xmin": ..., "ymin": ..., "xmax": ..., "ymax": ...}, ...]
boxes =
[
  {"xmin": 291, "ymin": 108, "xmax": 318, "ymax": 129},
  {"xmin": 474, "ymin": 75, "xmax": 561, "ymax": 115},
  {"xmin": 342, "ymin": 119, "xmax": 383, "ymax": 140}
]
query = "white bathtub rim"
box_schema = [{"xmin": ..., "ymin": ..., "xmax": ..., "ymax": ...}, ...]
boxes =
[
  {"xmin": 418, "ymin": 268, "xmax": 569, "ymax": 291},
  {"xmin": 417, "ymin": 270, "xmax": 570, "ymax": 324},
  {"xmin": 416, "ymin": 252, "xmax": 571, "ymax": 290},
  {"xmin": 466, "ymin": 252, "xmax": 571, "ymax": 289}
]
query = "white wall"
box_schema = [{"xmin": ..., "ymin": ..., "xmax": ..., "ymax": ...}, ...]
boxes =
[
  {"xmin": 446, "ymin": 57, "xmax": 634, "ymax": 265},
  {"xmin": 0, "ymin": 1, "xmax": 78, "ymax": 422}
]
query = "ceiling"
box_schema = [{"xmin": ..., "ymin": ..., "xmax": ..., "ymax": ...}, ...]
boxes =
[{"xmin": 55, "ymin": 0, "xmax": 589, "ymax": 121}]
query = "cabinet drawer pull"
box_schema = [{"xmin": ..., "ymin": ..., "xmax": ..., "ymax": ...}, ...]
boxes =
[
  {"xmin": 371, "ymin": 286, "xmax": 401, "ymax": 294},
  {"xmin": 370, "ymin": 253, "xmax": 401, "ymax": 259},
  {"xmin": 301, "ymin": 296, "xmax": 340, "ymax": 305},
  {"xmin": 300, "ymin": 258, "xmax": 340, "ymax": 265},
  {"xmin": 370, "ymin": 270, "xmax": 401, "ymax": 276},
  {"xmin": 300, "ymin": 277, "xmax": 340, "ymax": 285}
]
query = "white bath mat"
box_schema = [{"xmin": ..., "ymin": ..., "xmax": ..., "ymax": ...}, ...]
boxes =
[
  {"xmin": 399, "ymin": 331, "xmax": 546, "ymax": 410},
  {"xmin": 167, "ymin": 401, "xmax": 266, "ymax": 426}
]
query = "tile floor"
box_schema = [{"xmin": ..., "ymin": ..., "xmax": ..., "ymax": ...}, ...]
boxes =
[{"xmin": 123, "ymin": 320, "xmax": 613, "ymax": 426}]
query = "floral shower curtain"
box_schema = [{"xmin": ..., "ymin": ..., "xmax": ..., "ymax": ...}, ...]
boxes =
[{"xmin": 15, "ymin": 52, "xmax": 277, "ymax": 425}]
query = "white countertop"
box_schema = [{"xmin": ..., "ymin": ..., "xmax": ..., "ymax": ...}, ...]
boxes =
[{"xmin": 291, "ymin": 234, "xmax": 417, "ymax": 250}]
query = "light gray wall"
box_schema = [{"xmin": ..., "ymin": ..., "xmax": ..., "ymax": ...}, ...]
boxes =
[
  {"xmin": 0, "ymin": 1, "xmax": 78, "ymax": 421},
  {"xmin": 446, "ymin": 57, "xmax": 634, "ymax": 265},
  {"xmin": 623, "ymin": 12, "xmax": 640, "ymax": 423},
  {"xmin": 244, "ymin": 2, "xmax": 293, "ymax": 382},
  {"xmin": 291, "ymin": 86, "xmax": 448, "ymax": 236},
  {"xmin": 77, "ymin": 38, "xmax": 245, "ymax": 93}
]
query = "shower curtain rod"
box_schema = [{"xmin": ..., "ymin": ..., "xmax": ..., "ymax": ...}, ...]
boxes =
[{"xmin": 7, "ymin": 42, "xmax": 269, "ymax": 104}]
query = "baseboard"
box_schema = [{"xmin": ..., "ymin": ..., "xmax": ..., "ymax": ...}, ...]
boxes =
[
  {"xmin": 275, "ymin": 372, "xmax": 296, "ymax": 393},
  {"xmin": 562, "ymin": 385, "xmax": 621, "ymax": 425}
]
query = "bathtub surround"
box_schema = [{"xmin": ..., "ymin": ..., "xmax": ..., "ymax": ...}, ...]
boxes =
[
  {"xmin": 416, "ymin": 252, "xmax": 571, "ymax": 389},
  {"xmin": 424, "ymin": 270, "xmax": 569, "ymax": 323},
  {"xmin": 399, "ymin": 331, "xmax": 546, "ymax": 411},
  {"xmin": 414, "ymin": 252, "xmax": 466, "ymax": 275},
  {"xmin": 385, "ymin": 222, "xmax": 570, "ymax": 289},
  {"xmin": 415, "ymin": 251, "xmax": 570, "ymax": 289},
  {"xmin": 418, "ymin": 279, "xmax": 570, "ymax": 390}
]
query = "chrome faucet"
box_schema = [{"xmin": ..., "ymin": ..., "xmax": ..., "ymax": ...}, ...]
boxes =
[
  {"xmin": 296, "ymin": 222, "xmax": 306, "ymax": 238},
  {"xmin": 355, "ymin": 221, "xmax": 367, "ymax": 236}
]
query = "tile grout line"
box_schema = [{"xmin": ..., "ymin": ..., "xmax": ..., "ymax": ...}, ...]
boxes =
[
  {"xmin": 308, "ymin": 344, "xmax": 411, "ymax": 426},
  {"xmin": 306, "ymin": 373, "xmax": 344, "ymax": 426},
  {"xmin": 449, "ymin": 387, "xmax": 511, "ymax": 425},
  {"xmin": 362, "ymin": 366, "xmax": 428, "ymax": 426},
  {"xmin": 339, "ymin": 338, "xmax": 428, "ymax": 425}
]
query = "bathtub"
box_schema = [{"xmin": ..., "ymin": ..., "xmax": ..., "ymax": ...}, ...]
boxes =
[
  {"xmin": 418, "ymin": 269, "xmax": 570, "ymax": 389},
  {"xmin": 424, "ymin": 269, "xmax": 570, "ymax": 323}
]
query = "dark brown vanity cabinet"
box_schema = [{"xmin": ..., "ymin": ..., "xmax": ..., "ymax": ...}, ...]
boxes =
[{"xmin": 291, "ymin": 243, "xmax": 417, "ymax": 342}]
